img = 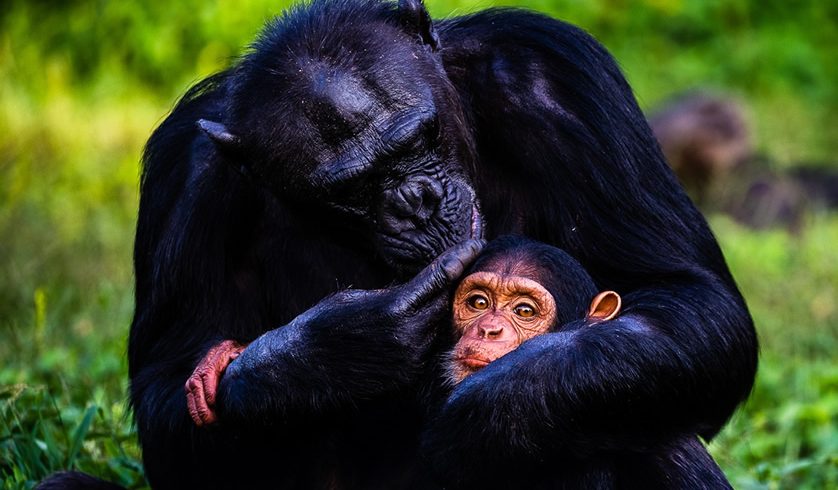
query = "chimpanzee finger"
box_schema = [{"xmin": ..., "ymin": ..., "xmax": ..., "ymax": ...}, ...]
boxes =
[
  {"xmin": 186, "ymin": 391, "xmax": 202, "ymax": 427},
  {"xmin": 185, "ymin": 376, "xmax": 207, "ymax": 426},
  {"xmin": 201, "ymin": 369, "xmax": 219, "ymax": 408},
  {"xmin": 201, "ymin": 405, "xmax": 217, "ymax": 425},
  {"xmin": 392, "ymin": 239, "xmax": 484, "ymax": 315}
]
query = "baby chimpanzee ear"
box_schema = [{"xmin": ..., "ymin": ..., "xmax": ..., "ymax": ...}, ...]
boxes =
[{"xmin": 586, "ymin": 291, "xmax": 621, "ymax": 323}]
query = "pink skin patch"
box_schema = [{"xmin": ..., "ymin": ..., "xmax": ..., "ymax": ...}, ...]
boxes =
[{"xmin": 185, "ymin": 340, "xmax": 247, "ymax": 427}]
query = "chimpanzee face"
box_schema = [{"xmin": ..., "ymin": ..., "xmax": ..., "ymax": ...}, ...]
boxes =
[{"xmin": 204, "ymin": 18, "xmax": 481, "ymax": 273}]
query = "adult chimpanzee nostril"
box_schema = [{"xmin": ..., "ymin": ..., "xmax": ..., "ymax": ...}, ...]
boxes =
[
  {"xmin": 387, "ymin": 186, "xmax": 416, "ymax": 218},
  {"xmin": 399, "ymin": 183, "xmax": 425, "ymax": 213},
  {"xmin": 412, "ymin": 176, "xmax": 443, "ymax": 220},
  {"xmin": 388, "ymin": 176, "xmax": 443, "ymax": 222}
]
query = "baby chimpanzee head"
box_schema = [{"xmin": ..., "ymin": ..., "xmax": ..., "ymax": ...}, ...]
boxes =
[{"xmin": 447, "ymin": 236, "xmax": 621, "ymax": 384}]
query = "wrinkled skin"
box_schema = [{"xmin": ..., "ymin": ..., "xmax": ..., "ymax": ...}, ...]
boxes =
[
  {"xmin": 197, "ymin": 3, "xmax": 482, "ymax": 274},
  {"xmin": 186, "ymin": 340, "xmax": 246, "ymax": 427},
  {"xmin": 446, "ymin": 271, "xmax": 557, "ymax": 384}
]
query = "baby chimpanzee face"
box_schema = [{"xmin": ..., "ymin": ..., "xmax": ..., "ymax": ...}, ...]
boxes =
[
  {"xmin": 447, "ymin": 271, "xmax": 558, "ymax": 384},
  {"xmin": 444, "ymin": 237, "xmax": 621, "ymax": 385}
]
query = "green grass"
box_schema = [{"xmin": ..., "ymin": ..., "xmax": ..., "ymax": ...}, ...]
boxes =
[
  {"xmin": 709, "ymin": 215, "xmax": 838, "ymax": 489},
  {"xmin": 1, "ymin": 1, "xmax": 836, "ymax": 488}
]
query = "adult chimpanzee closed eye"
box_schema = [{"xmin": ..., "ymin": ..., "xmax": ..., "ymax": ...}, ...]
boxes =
[
  {"xmin": 430, "ymin": 236, "xmax": 732, "ymax": 489},
  {"xmin": 122, "ymin": 0, "xmax": 756, "ymax": 488}
]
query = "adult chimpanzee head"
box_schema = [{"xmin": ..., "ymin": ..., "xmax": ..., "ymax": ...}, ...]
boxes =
[
  {"xmin": 446, "ymin": 236, "xmax": 621, "ymax": 384},
  {"xmin": 198, "ymin": 0, "xmax": 481, "ymax": 274}
]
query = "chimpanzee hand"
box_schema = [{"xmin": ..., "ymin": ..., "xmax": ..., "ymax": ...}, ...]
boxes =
[
  {"xmin": 264, "ymin": 238, "xmax": 486, "ymax": 372},
  {"xmin": 377, "ymin": 239, "xmax": 487, "ymax": 353},
  {"xmin": 421, "ymin": 335, "xmax": 564, "ymax": 487},
  {"xmin": 186, "ymin": 340, "xmax": 247, "ymax": 426},
  {"xmin": 189, "ymin": 239, "xmax": 484, "ymax": 426}
]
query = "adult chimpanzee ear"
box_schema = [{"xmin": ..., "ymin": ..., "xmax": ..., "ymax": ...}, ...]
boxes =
[
  {"xmin": 398, "ymin": 0, "xmax": 440, "ymax": 51},
  {"xmin": 586, "ymin": 291, "xmax": 622, "ymax": 323},
  {"xmin": 197, "ymin": 119, "xmax": 240, "ymax": 152}
]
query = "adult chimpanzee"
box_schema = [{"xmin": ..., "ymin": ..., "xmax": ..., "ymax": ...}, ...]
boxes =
[
  {"xmin": 126, "ymin": 0, "xmax": 756, "ymax": 488},
  {"xmin": 432, "ymin": 236, "xmax": 732, "ymax": 489}
]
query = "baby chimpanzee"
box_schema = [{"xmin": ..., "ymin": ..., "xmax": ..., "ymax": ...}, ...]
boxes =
[
  {"xmin": 446, "ymin": 236, "xmax": 620, "ymax": 384},
  {"xmin": 427, "ymin": 236, "xmax": 732, "ymax": 489}
]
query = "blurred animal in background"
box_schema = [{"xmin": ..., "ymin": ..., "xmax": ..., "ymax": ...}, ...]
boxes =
[
  {"xmin": 648, "ymin": 93, "xmax": 752, "ymax": 203},
  {"xmin": 649, "ymin": 92, "xmax": 838, "ymax": 232}
]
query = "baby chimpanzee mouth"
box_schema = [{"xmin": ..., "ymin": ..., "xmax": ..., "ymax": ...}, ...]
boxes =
[
  {"xmin": 458, "ymin": 357, "xmax": 490, "ymax": 370},
  {"xmin": 456, "ymin": 346, "xmax": 493, "ymax": 370}
]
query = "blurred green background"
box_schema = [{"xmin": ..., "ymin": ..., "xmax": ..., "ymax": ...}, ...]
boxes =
[{"xmin": 1, "ymin": 0, "xmax": 836, "ymax": 488}]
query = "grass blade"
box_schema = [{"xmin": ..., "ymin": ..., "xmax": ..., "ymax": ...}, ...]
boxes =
[{"xmin": 66, "ymin": 405, "xmax": 97, "ymax": 468}]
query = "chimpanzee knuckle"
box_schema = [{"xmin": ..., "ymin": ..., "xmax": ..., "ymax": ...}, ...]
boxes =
[
  {"xmin": 196, "ymin": 404, "xmax": 211, "ymax": 421},
  {"xmin": 441, "ymin": 239, "xmax": 484, "ymax": 279},
  {"xmin": 331, "ymin": 289, "xmax": 364, "ymax": 303},
  {"xmin": 198, "ymin": 370, "xmax": 214, "ymax": 385},
  {"xmin": 439, "ymin": 254, "xmax": 466, "ymax": 282},
  {"xmin": 205, "ymin": 384, "xmax": 217, "ymax": 406},
  {"xmin": 385, "ymin": 294, "xmax": 412, "ymax": 319},
  {"xmin": 217, "ymin": 353, "xmax": 232, "ymax": 368},
  {"xmin": 424, "ymin": 260, "xmax": 454, "ymax": 290},
  {"xmin": 205, "ymin": 353, "xmax": 222, "ymax": 368}
]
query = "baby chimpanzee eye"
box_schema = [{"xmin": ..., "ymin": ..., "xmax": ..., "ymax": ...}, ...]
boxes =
[
  {"xmin": 468, "ymin": 294, "xmax": 489, "ymax": 310},
  {"xmin": 513, "ymin": 304, "xmax": 536, "ymax": 318}
]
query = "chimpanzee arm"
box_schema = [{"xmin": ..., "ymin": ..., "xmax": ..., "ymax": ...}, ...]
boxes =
[
  {"xmin": 133, "ymin": 149, "xmax": 456, "ymax": 433},
  {"xmin": 436, "ymin": 8, "xmax": 759, "ymax": 431},
  {"xmin": 128, "ymin": 71, "xmax": 481, "ymax": 483},
  {"xmin": 215, "ymin": 239, "xmax": 483, "ymax": 426},
  {"xmin": 129, "ymin": 74, "xmax": 271, "ymax": 486},
  {"xmin": 424, "ymin": 9, "xmax": 758, "ymax": 485}
]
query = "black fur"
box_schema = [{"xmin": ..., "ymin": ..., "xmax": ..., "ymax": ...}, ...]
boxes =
[
  {"xmin": 36, "ymin": 471, "xmax": 125, "ymax": 490},
  {"xmin": 122, "ymin": 1, "xmax": 756, "ymax": 488}
]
